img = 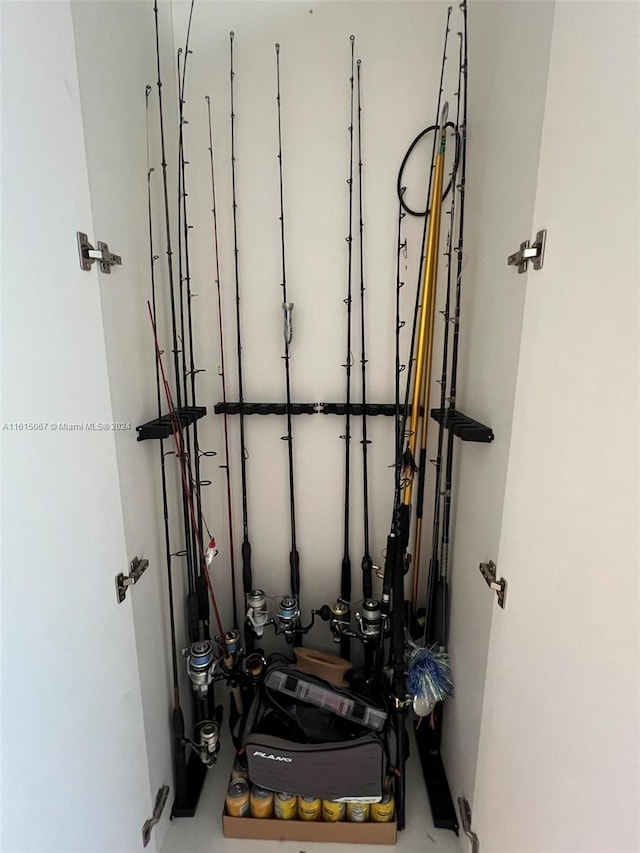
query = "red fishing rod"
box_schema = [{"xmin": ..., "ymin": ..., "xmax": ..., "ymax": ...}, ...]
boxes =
[{"xmin": 148, "ymin": 302, "xmax": 227, "ymax": 650}]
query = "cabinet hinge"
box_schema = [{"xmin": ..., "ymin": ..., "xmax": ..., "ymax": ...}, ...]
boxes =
[
  {"xmin": 478, "ymin": 560, "xmax": 507, "ymax": 609},
  {"xmin": 458, "ymin": 797, "xmax": 479, "ymax": 853},
  {"xmin": 115, "ymin": 557, "xmax": 149, "ymax": 604},
  {"xmin": 77, "ymin": 231, "xmax": 122, "ymax": 274},
  {"xmin": 142, "ymin": 785, "xmax": 169, "ymax": 848},
  {"xmin": 507, "ymin": 228, "xmax": 546, "ymax": 274}
]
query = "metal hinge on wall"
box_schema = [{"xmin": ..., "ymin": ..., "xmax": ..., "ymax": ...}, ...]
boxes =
[
  {"xmin": 458, "ymin": 797, "xmax": 479, "ymax": 853},
  {"xmin": 479, "ymin": 560, "xmax": 507, "ymax": 609},
  {"xmin": 77, "ymin": 231, "xmax": 122, "ymax": 274},
  {"xmin": 507, "ymin": 228, "xmax": 546, "ymax": 274},
  {"xmin": 115, "ymin": 557, "xmax": 149, "ymax": 604},
  {"xmin": 142, "ymin": 785, "xmax": 169, "ymax": 848}
]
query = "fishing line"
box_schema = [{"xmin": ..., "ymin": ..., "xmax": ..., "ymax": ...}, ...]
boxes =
[
  {"xmin": 206, "ymin": 94, "xmax": 239, "ymax": 631},
  {"xmin": 339, "ymin": 34, "xmax": 356, "ymax": 661},
  {"xmin": 275, "ymin": 44, "xmax": 301, "ymax": 625}
]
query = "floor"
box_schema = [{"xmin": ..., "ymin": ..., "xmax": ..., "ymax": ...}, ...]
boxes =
[{"xmin": 161, "ymin": 728, "xmax": 465, "ymax": 853}]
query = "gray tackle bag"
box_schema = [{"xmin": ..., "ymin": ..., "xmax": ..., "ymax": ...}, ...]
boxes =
[{"xmin": 242, "ymin": 665, "xmax": 389, "ymax": 802}]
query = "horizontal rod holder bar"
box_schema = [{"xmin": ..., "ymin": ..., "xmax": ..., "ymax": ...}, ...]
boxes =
[
  {"xmin": 430, "ymin": 408, "xmax": 494, "ymax": 443},
  {"xmin": 214, "ymin": 401, "xmax": 417, "ymax": 417},
  {"xmin": 214, "ymin": 403, "xmax": 493, "ymax": 443},
  {"xmin": 136, "ymin": 405, "xmax": 207, "ymax": 441}
]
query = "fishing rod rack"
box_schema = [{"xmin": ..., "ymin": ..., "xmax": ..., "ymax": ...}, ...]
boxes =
[
  {"xmin": 213, "ymin": 401, "xmax": 494, "ymax": 443},
  {"xmin": 136, "ymin": 405, "xmax": 207, "ymax": 441}
]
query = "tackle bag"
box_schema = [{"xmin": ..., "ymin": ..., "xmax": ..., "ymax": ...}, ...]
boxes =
[{"xmin": 243, "ymin": 665, "xmax": 388, "ymax": 802}]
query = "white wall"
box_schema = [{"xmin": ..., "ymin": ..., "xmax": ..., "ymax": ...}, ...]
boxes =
[
  {"xmin": 442, "ymin": 0, "xmax": 555, "ymax": 812},
  {"xmin": 70, "ymin": 2, "xmax": 182, "ymax": 848},
  {"xmin": 1, "ymin": 3, "xmax": 153, "ymax": 850},
  {"xmin": 472, "ymin": 2, "xmax": 639, "ymax": 849}
]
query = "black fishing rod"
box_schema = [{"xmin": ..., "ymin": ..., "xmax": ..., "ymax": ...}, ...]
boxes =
[
  {"xmin": 206, "ymin": 95, "xmax": 240, "ymax": 632},
  {"xmin": 423, "ymin": 191, "xmax": 456, "ymax": 644},
  {"xmin": 432, "ymin": 6, "xmax": 469, "ymax": 651},
  {"xmin": 145, "ymin": 77, "xmax": 182, "ymax": 740},
  {"xmin": 229, "ymin": 32, "xmax": 255, "ymax": 649},
  {"xmin": 153, "ymin": 0, "xmax": 200, "ymax": 643},
  {"xmin": 275, "ymin": 44, "xmax": 302, "ymax": 643},
  {"xmin": 176, "ymin": 15, "xmax": 218, "ymax": 643},
  {"xmin": 356, "ymin": 58, "xmax": 372, "ymax": 606},
  {"xmin": 339, "ymin": 35, "xmax": 356, "ymax": 662},
  {"xmin": 147, "ymin": 66, "xmax": 216, "ymax": 818}
]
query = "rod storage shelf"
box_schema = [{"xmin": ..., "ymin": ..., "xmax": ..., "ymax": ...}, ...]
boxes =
[
  {"xmin": 214, "ymin": 401, "xmax": 422, "ymax": 417},
  {"xmin": 214, "ymin": 401, "xmax": 494, "ymax": 443},
  {"xmin": 136, "ymin": 405, "xmax": 207, "ymax": 441},
  {"xmin": 429, "ymin": 408, "xmax": 494, "ymax": 443}
]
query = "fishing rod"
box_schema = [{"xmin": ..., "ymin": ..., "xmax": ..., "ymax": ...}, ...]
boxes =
[
  {"xmin": 408, "ymin": 97, "xmax": 456, "ymax": 609},
  {"xmin": 145, "ymin": 71, "xmax": 222, "ymax": 814},
  {"xmin": 354, "ymin": 58, "xmax": 377, "ymax": 674},
  {"xmin": 206, "ymin": 94, "xmax": 239, "ymax": 632},
  {"xmin": 381, "ymin": 7, "xmax": 452, "ymax": 626},
  {"xmin": 356, "ymin": 58, "xmax": 372, "ymax": 606},
  {"xmin": 153, "ymin": 1, "xmax": 202, "ymax": 640},
  {"xmin": 275, "ymin": 43, "xmax": 302, "ymax": 644},
  {"xmin": 379, "ymin": 11, "xmax": 453, "ymax": 831},
  {"xmin": 176, "ymin": 14, "xmax": 219, "ymax": 642},
  {"xmin": 145, "ymin": 80, "xmax": 185, "ymax": 791},
  {"xmin": 432, "ymin": 7, "xmax": 469, "ymax": 651},
  {"xmin": 405, "ymin": 156, "xmax": 458, "ymax": 717},
  {"xmin": 148, "ymin": 301, "xmax": 227, "ymax": 649},
  {"xmin": 229, "ymin": 33, "xmax": 257, "ymax": 649},
  {"xmin": 338, "ymin": 34, "xmax": 356, "ymax": 662}
]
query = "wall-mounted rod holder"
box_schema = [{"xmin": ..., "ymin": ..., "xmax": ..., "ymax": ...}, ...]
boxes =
[
  {"xmin": 136, "ymin": 405, "xmax": 207, "ymax": 441},
  {"xmin": 214, "ymin": 402, "xmax": 493, "ymax": 444},
  {"xmin": 430, "ymin": 408, "xmax": 494, "ymax": 442},
  {"xmin": 77, "ymin": 231, "xmax": 122, "ymax": 274}
]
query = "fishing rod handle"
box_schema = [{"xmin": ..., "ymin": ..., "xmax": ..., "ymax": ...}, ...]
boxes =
[
  {"xmin": 282, "ymin": 301, "xmax": 294, "ymax": 346},
  {"xmin": 289, "ymin": 548, "xmax": 300, "ymax": 599},
  {"xmin": 381, "ymin": 533, "xmax": 397, "ymax": 605},
  {"xmin": 361, "ymin": 554, "xmax": 373, "ymax": 600},
  {"xmin": 241, "ymin": 539, "xmax": 252, "ymax": 594}
]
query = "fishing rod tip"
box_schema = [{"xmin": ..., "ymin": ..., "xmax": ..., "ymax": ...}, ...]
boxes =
[
  {"xmin": 275, "ymin": 42, "xmax": 280, "ymax": 50},
  {"xmin": 357, "ymin": 58, "xmax": 361, "ymax": 67},
  {"xmin": 230, "ymin": 30, "xmax": 234, "ymax": 39},
  {"xmin": 350, "ymin": 34, "xmax": 355, "ymax": 42}
]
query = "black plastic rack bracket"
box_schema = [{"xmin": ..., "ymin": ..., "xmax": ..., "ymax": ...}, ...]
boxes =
[
  {"xmin": 213, "ymin": 402, "xmax": 417, "ymax": 417},
  {"xmin": 430, "ymin": 408, "xmax": 494, "ymax": 443},
  {"xmin": 136, "ymin": 405, "xmax": 207, "ymax": 441},
  {"xmin": 214, "ymin": 402, "xmax": 494, "ymax": 444}
]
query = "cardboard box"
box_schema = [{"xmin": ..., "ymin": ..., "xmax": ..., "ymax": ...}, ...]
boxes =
[{"xmin": 222, "ymin": 807, "xmax": 397, "ymax": 844}]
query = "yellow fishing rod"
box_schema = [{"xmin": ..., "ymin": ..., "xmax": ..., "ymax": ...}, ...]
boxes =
[{"xmin": 403, "ymin": 106, "xmax": 448, "ymax": 610}]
